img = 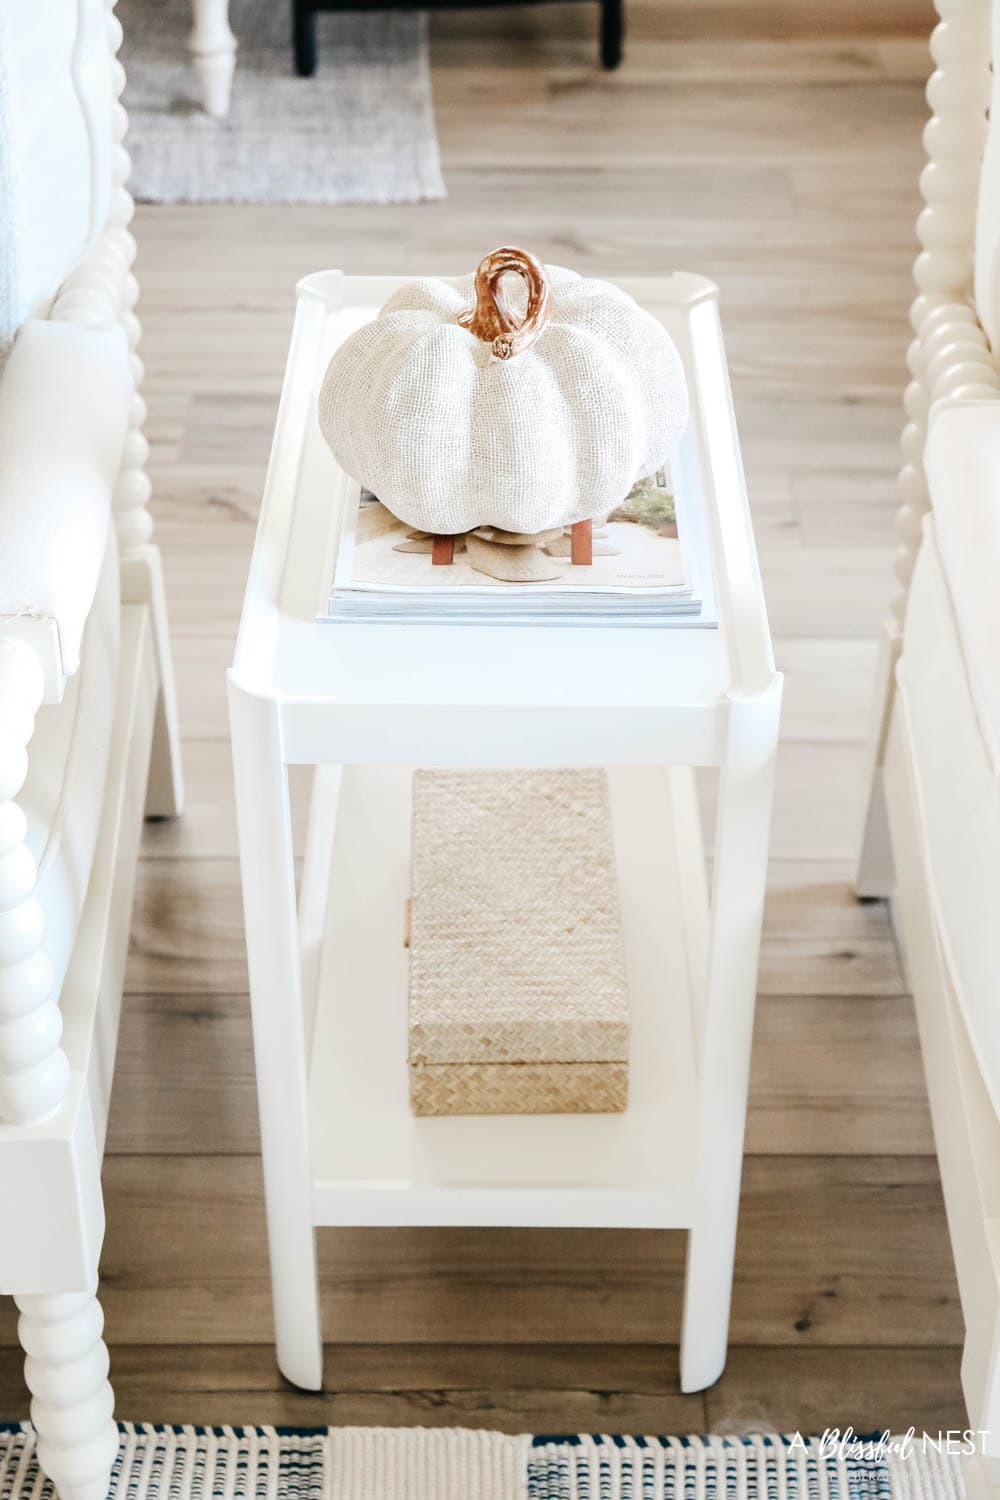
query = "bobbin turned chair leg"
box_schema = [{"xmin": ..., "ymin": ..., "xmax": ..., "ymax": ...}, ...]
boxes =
[
  {"xmin": 15, "ymin": 1289, "xmax": 119, "ymax": 1500},
  {"xmin": 431, "ymin": 535, "xmax": 455, "ymax": 566},
  {"xmin": 571, "ymin": 519, "xmax": 593, "ymax": 566},
  {"xmin": 99, "ymin": 7, "xmax": 184, "ymax": 819}
]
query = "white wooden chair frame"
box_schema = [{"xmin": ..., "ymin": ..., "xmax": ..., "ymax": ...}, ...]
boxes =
[
  {"xmin": 856, "ymin": 0, "xmax": 1000, "ymax": 1485},
  {"xmin": 0, "ymin": 8, "xmax": 182, "ymax": 1498}
]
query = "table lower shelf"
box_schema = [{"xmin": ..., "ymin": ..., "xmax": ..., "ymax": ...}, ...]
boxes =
[{"xmin": 306, "ymin": 763, "xmax": 705, "ymax": 1229}]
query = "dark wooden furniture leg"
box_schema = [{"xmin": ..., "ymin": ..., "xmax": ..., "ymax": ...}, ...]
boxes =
[
  {"xmin": 293, "ymin": 0, "xmax": 318, "ymax": 76},
  {"xmin": 432, "ymin": 535, "xmax": 456, "ymax": 566},
  {"xmin": 600, "ymin": 0, "xmax": 624, "ymax": 68},
  {"xmin": 293, "ymin": 0, "xmax": 624, "ymax": 78}
]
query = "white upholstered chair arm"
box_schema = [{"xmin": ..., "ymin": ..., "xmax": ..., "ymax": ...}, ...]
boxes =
[
  {"xmin": 0, "ymin": 316, "xmax": 130, "ymax": 1128},
  {"xmin": 0, "ymin": 319, "xmax": 131, "ymax": 694}
]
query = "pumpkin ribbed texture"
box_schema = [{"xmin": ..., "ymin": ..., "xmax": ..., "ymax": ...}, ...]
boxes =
[{"xmin": 317, "ymin": 263, "xmax": 689, "ymax": 536}]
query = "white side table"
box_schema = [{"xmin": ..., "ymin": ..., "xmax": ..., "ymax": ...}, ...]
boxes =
[{"xmin": 227, "ymin": 270, "xmax": 781, "ymax": 1396}]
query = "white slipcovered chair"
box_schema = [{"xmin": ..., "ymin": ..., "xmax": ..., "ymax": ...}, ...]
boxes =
[
  {"xmin": 0, "ymin": 4, "xmax": 182, "ymax": 1497},
  {"xmin": 856, "ymin": 0, "xmax": 1000, "ymax": 1486}
]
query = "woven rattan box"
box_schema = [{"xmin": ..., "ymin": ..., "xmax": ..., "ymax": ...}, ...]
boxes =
[{"xmin": 408, "ymin": 768, "xmax": 630, "ymax": 1115}]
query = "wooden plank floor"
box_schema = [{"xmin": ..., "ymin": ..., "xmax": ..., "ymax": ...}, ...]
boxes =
[{"xmin": 1, "ymin": 0, "xmax": 968, "ymax": 1436}]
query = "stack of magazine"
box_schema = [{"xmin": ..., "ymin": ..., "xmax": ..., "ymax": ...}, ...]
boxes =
[{"xmin": 320, "ymin": 469, "xmax": 716, "ymax": 627}]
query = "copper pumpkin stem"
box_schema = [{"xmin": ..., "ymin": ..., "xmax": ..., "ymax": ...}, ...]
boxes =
[{"xmin": 457, "ymin": 246, "xmax": 553, "ymax": 359}]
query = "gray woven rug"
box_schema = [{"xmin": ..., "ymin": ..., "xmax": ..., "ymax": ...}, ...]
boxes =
[
  {"xmin": 118, "ymin": 0, "xmax": 445, "ymax": 204},
  {"xmin": 0, "ymin": 1424, "xmax": 967, "ymax": 1500}
]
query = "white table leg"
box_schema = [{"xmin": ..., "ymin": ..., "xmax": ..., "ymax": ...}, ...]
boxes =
[
  {"xmin": 188, "ymin": 0, "xmax": 237, "ymax": 119},
  {"xmin": 855, "ymin": 610, "xmax": 901, "ymax": 899},
  {"xmin": 299, "ymin": 765, "xmax": 343, "ymax": 1052},
  {"xmin": 855, "ymin": 734, "xmax": 896, "ymax": 898},
  {"xmin": 16, "ymin": 1289, "xmax": 118, "ymax": 1500},
  {"xmin": 680, "ymin": 680, "xmax": 781, "ymax": 1393},
  {"xmin": 228, "ymin": 673, "xmax": 323, "ymax": 1391}
]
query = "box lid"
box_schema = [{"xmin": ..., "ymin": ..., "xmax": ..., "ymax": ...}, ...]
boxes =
[{"xmin": 408, "ymin": 768, "xmax": 630, "ymax": 1067}]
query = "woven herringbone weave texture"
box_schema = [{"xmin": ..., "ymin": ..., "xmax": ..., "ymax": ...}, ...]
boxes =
[
  {"xmin": 408, "ymin": 768, "xmax": 629, "ymax": 1115},
  {"xmin": 410, "ymin": 1059, "xmax": 628, "ymax": 1115}
]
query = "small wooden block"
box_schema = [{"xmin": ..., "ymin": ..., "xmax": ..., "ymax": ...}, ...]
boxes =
[
  {"xmin": 571, "ymin": 519, "xmax": 593, "ymax": 566},
  {"xmin": 431, "ymin": 535, "xmax": 456, "ymax": 566}
]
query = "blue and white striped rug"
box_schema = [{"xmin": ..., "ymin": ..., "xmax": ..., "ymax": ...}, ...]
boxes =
[{"xmin": 0, "ymin": 1424, "xmax": 967, "ymax": 1500}]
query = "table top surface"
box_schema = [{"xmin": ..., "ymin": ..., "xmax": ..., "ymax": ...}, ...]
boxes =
[{"xmin": 230, "ymin": 270, "xmax": 776, "ymax": 724}]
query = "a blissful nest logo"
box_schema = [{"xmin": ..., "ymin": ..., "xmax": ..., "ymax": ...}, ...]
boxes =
[{"xmin": 791, "ymin": 1428, "xmax": 990, "ymax": 1460}]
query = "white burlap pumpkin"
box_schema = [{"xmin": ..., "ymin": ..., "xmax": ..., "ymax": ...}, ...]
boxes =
[{"xmin": 318, "ymin": 247, "xmax": 689, "ymax": 536}]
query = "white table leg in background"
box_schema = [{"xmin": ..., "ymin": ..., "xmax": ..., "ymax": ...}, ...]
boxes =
[
  {"xmin": 680, "ymin": 680, "xmax": 781, "ymax": 1393},
  {"xmin": 854, "ymin": 624, "xmax": 900, "ymax": 899},
  {"xmin": 188, "ymin": 0, "xmax": 237, "ymax": 119},
  {"xmin": 228, "ymin": 673, "xmax": 323, "ymax": 1391}
]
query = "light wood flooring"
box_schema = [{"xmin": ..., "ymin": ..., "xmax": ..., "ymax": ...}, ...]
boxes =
[{"xmin": 1, "ymin": 0, "xmax": 967, "ymax": 1437}]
